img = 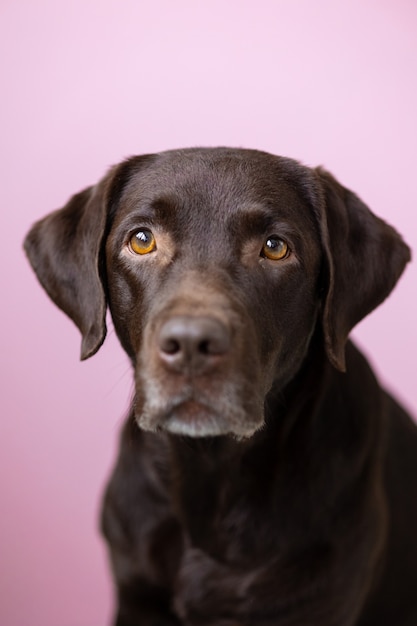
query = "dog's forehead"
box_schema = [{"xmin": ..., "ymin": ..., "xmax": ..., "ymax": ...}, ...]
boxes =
[{"xmin": 118, "ymin": 149, "xmax": 318, "ymax": 222}]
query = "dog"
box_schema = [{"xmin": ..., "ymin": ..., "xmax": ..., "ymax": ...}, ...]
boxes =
[{"xmin": 24, "ymin": 148, "xmax": 417, "ymax": 625}]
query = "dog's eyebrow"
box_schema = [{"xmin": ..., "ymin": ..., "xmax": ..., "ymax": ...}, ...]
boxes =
[
  {"xmin": 120, "ymin": 197, "xmax": 178, "ymax": 227},
  {"xmin": 231, "ymin": 206, "xmax": 279, "ymax": 236}
]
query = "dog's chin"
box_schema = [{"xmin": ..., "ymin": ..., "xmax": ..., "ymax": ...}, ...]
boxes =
[
  {"xmin": 137, "ymin": 400, "xmax": 262, "ymax": 439},
  {"xmin": 164, "ymin": 402, "xmax": 230, "ymax": 438}
]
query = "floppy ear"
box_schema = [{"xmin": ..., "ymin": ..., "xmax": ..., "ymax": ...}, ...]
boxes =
[
  {"xmin": 314, "ymin": 168, "xmax": 411, "ymax": 372},
  {"xmin": 24, "ymin": 167, "xmax": 120, "ymax": 361}
]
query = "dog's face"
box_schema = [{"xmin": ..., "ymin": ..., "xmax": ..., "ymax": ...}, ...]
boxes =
[
  {"xmin": 105, "ymin": 151, "xmax": 323, "ymax": 437},
  {"xmin": 24, "ymin": 148, "xmax": 411, "ymax": 439}
]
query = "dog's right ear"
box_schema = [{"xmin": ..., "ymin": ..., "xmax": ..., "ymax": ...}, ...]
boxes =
[
  {"xmin": 314, "ymin": 168, "xmax": 411, "ymax": 372},
  {"xmin": 24, "ymin": 158, "xmax": 144, "ymax": 361}
]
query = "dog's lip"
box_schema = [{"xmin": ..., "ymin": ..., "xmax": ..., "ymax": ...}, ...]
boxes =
[
  {"xmin": 169, "ymin": 398, "xmax": 208, "ymax": 418},
  {"xmin": 137, "ymin": 386, "xmax": 265, "ymax": 438},
  {"xmin": 165, "ymin": 398, "xmax": 217, "ymax": 424},
  {"xmin": 161, "ymin": 399, "xmax": 230, "ymax": 437}
]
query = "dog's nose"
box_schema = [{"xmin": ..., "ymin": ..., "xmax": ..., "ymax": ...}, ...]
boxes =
[{"xmin": 158, "ymin": 315, "xmax": 230, "ymax": 374}]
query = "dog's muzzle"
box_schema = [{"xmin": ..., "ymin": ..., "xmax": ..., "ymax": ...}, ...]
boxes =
[{"xmin": 135, "ymin": 312, "xmax": 264, "ymax": 439}]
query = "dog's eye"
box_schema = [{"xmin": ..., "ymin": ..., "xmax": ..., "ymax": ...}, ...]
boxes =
[
  {"xmin": 129, "ymin": 229, "xmax": 157, "ymax": 255},
  {"xmin": 262, "ymin": 236, "xmax": 289, "ymax": 261}
]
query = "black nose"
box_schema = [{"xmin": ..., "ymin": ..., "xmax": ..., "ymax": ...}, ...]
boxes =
[{"xmin": 158, "ymin": 315, "xmax": 230, "ymax": 374}]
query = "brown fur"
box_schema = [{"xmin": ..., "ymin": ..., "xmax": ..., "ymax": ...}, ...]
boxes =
[{"xmin": 24, "ymin": 148, "xmax": 417, "ymax": 625}]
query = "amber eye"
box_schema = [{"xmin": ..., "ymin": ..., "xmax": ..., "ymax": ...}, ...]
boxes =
[
  {"xmin": 262, "ymin": 236, "xmax": 289, "ymax": 261},
  {"xmin": 129, "ymin": 229, "xmax": 156, "ymax": 255}
]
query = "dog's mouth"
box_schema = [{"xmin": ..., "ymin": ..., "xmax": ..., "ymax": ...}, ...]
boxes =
[
  {"xmin": 139, "ymin": 397, "xmax": 235, "ymax": 438},
  {"xmin": 136, "ymin": 387, "xmax": 263, "ymax": 439},
  {"xmin": 162, "ymin": 399, "xmax": 229, "ymax": 437}
]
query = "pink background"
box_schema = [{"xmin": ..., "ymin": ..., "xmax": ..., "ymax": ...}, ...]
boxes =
[{"xmin": 1, "ymin": 1, "xmax": 416, "ymax": 624}]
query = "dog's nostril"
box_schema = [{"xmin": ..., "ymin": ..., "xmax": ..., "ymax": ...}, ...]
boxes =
[
  {"xmin": 198, "ymin": 340, "xmax": 210, "ymax": 355},
  {"xmin": 161, "ymin": 338, "xmax": 181, "ymax": 355},
  {"xmin": 158, "ymin": 316, "xmax": 230, "ymax": 372}
]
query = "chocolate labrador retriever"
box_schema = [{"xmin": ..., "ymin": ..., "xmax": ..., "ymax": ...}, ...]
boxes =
[{"xmin": 24, "ymin": 148, "xmax": 417, "ymax": 625}]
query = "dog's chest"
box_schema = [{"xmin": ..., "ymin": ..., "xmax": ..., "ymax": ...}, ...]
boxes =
[
  {"xmin": 166, "ymin": 438, "xmax": 282, "ymax": 564},
  {"xmin": 169, "ymin": 464, "xmax": 283, "ymax": 623}
]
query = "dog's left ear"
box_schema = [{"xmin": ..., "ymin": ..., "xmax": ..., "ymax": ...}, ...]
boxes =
[
  {"xmin": 314, "ymin": 168, "xmax": 411, "ymax": 372},
  {"xmin": 23, "ymin": 160, "xmax": 138, "ymax": 361}
]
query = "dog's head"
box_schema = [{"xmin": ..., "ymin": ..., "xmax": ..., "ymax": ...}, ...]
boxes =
[{"xmin": 24, "ymin": 148, "xmax": 411, "ymax": 438}]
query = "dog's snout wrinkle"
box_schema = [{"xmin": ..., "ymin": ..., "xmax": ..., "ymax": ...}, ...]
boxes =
[{"xmin": 158, "ymin": 315, "xmax": 230, "ymax": 374}]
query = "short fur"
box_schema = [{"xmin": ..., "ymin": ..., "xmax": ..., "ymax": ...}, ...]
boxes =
[{"xmin": 24, "ymin": 148, "xmax": 417, "ymax": 625}]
